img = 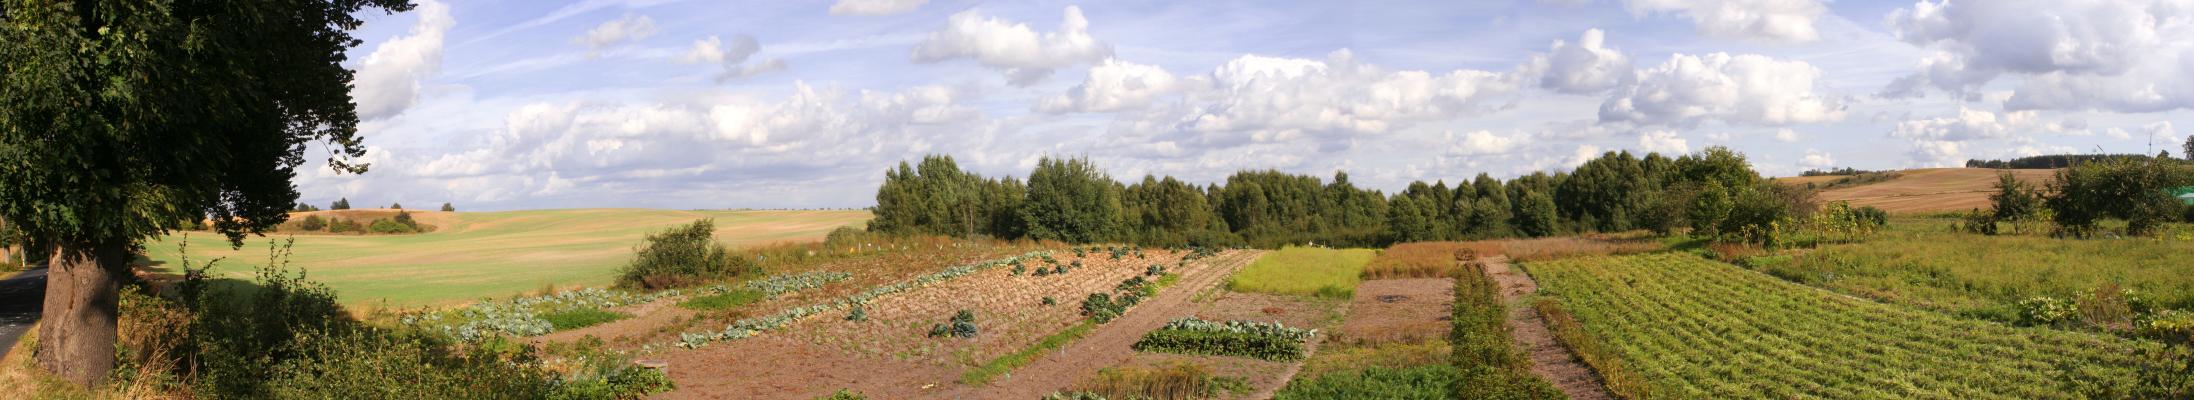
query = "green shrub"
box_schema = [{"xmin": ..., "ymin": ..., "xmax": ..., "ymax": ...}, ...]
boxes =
[
  {"xmin": 539, "ymin": 308, "xmax": 630, "ymax": 330},
  {"xmin": 327, "ymin": 218, "xmax": 363, "ymax": 233},
  {"xmin": 679, "ymin": 288, "xmax": 767, "ymax": 311},
  {"xmin": 297, "ymin": 215, "xmax": 327, "ymax": 231},
  {"xmin": 617, "ymin": 219, "xmax": 757, "ymax": 289},
  {"xmin": 369, "ymin": 218, "xmax": 417, "ymax": 234}
]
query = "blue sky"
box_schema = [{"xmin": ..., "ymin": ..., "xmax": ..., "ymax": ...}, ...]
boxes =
[{"xmin": 307, "ymin": 0, "xmax": 2194, "ymax": 211}]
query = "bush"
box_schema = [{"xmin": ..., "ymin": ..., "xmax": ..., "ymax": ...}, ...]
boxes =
[
  {"xmin": 327, "ymin": 218, "xmax": 363, "ymax": 233},
  {"xmin": 617, "ymin": 219, "xmax": 757, "ymax": 289},
  {"xmin": 297, "ymin": 215, "xmax": 327, "ymax": 231},
  {"xmin": 369, "ymin": 218, "xmax": 417, "ymax": 234}
]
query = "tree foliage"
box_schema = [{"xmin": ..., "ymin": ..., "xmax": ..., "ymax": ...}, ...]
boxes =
[
  {"xmin": 2044, "ymin": 158, "xmax": 2191, "ymax": 237},
  {"xmin": 865, "ymin": 146, "xmax": 1795, "ymax": 247}
]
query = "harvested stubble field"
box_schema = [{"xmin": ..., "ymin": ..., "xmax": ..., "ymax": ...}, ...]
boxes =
[
  {"xmin": 1528, "ymin": 253, "xmax": 2163, "ymax": 399},
  {"xmin": 779, "ymin": 249, "xmax": 1195, "ymax": 364},
  {"xmin": 141, "ymin": 209, "xmax": 870, "ymax": 307},
  {"xmin": 1774, "ymin": 168, "xmax": 2058, "ymax": 214}
]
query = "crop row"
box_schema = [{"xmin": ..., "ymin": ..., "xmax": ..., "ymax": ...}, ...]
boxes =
[
  {"xmin": 1526, "ymin": 253, "xmax": 2164, "ymax": 399},
  {"xmin": 403, "ymin": 287, "xmax": 684, "ymax": 341},
  {"xmin": 676, "ymin": 251, "xmax": 1053, "ymax": 348},
  {"xmin": 1131, "ymin": 317, "xmax": 1315, "ymax": 361},
  {"xmin": 694, "ymin": 270, "xmax": 853, "ymax": 297}
]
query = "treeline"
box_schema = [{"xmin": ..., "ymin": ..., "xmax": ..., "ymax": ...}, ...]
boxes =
[
  {"xmin": 1966, "ymin": 154, "xmax": 2160, "ymax": 169},
  {"xmin": 1799, "ymin": 167, "xmax": 1881, "ymax": 177},
  {"xmin": 293, "ymin": 198, "xmax": 457, "ymax": 212},
  {"xmin": 869, "ymin": 147, "xmax": 1816, "ymax": 248},
  {"xmin": 1968, "ymin": 157, "xmax": 2194, "ymax": 237}
]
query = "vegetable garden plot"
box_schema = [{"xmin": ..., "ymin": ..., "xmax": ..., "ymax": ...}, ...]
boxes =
[
  {"xmin": 1527, "ymin": 253, "xmax": 2163, "ymax": 400},
  {"xmin": 781, "ymin": 249, "xmax": 1200, "ymax": 365}
]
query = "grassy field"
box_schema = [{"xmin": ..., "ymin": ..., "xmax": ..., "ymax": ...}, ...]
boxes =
[
  {"xmin": 142, "ymin": 209, "xmax": 870, "ymax": 307},
  {"xmin": 1773, "ymin": 168, "xmax": 2056, "ymax": 214},
  {"xmin": 1528, "ymin": 253, "xmax": 2161, "ymax": 399},
  {"xmin": 1759, "ymin": 218, "xmax": 2194, "ymax": 321},
  {"xmin": 1226, "ymin": 247, "xmax": 1378, "ymax": 299}
]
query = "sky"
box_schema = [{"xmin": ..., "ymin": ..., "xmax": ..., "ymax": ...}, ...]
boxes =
[{"xmin": 306, "ymin": 0, "xmax": 2194, "ymax": 211}]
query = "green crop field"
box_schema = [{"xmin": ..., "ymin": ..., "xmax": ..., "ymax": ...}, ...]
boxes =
[
  {"xmin": 142, "ymin": 209, "xmax": 870, "ymax": 307},
  {"xmin": 1527, "ymin": 253, "xmax": 2162, "ymax": 399},
  {"xmin": 1226, "ymin": 247, "xmax": 1378, "ymax": 299},
  {"xmin": 1760, "ymin": 218, "xmax": 2194, "ymax": 320}
]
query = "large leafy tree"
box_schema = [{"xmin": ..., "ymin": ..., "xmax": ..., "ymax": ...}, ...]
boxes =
[{"xmin": 0, "ymin": 0, "xmax": 409, "ymax": 386}]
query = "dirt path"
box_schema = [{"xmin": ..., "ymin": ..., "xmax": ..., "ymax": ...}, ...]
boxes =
[
  {"xmin": 1482, "ymin": 256, "xmax": 1614, "ymax": 400},
  {"xmin": 974, "ymin": 250, "xmax": 1263, "ymax": 398},
  {"xmin": 1246, "ymin": 333, "xmax": 1318, "ymax": 400}
]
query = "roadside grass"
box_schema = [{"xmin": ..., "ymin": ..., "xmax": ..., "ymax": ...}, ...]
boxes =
[
  {"xmin": 1227, "ymin": 247, "xmax": 1377, "ymax": 299},
  {"xmin": 141, "ymin": 209, "xmax": 871, "ymax": 307},
  {"xmin": 677, "ymin": 288, "xmax": 767, "ymax": 311},
  {"xmin": 1774, "ymin": 217, "xmax": 2194, "ymax": 322},
  {"xmin": 539, "ymin": 308, "xmax": 631, "ymax": 330}
]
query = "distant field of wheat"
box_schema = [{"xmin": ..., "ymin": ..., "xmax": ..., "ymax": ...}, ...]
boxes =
[
  {"xmin": 1527, "ymin": 253, "xmax": 2161, "ymax": 399},
  {"xmin": 142, "ymin": 209, "xmax": 870, "ymax": 307}
]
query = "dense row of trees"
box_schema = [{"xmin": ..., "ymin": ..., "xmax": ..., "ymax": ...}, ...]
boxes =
[
  {"xmin": 1970, "ymin": 157, "xmax": 2194, "ymax": 237},
  {"xmin": 1966, "ymin": 154, "xmax": 2163, "ymax": 169},
  {"xmin": 869, "ymin": 148, "xmax": 1808, "ymax": 248},
  {"xmin": 295, "ymin": 199, "xmax": 455, "ymax": 212}
]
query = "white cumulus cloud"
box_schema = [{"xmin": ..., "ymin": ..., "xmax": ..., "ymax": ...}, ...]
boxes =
[
  {"xmin": 912, "ymin": 6, "xmax": 1113, "ymax": 86},
  {"xmin": 1600, "ymin": 52, "xmax": 1844, "ymax": 126},
  {"xmin": 1638, "ymin": 130, "xmax": 1692, "ymax": 154},
  {"xmin": 1039, "ymin": 59, "xmax": 1181, "ymax": 113},
  {"xmin": 1800, "ymin": 148, "xmax": 1835, "ymax": 168},
  {"xmin": 1526, "ymin": 29, "xmax": 1632, "ymax": 94},
  {"xmin": 353, "ymin": 0, "xmax": 453, "ymax": 121},
  {"xmin": 1883, "ymin": 0, "xmax": 2194, "ymax": 112}
]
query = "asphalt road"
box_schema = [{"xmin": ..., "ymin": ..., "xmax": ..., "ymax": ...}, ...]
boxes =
[{"xmin": 0, "ymin": 266, "xmax": 45, "ymax": 360}]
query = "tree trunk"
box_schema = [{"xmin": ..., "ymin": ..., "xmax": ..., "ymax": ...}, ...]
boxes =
[{"xmin": 36, "ymin": 239, "xmax": 126, "ymax": 387}]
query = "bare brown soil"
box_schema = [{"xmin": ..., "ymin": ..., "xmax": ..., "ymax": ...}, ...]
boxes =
[
  {"xmin": 635, "ymin": 249, "xmax": 1256, "ymax": 399},
  {"xmin": 1482, "ymin": 256, "xmax": 1613, "ymax": 400},
  {"xmin": 970, "ymin": 250, "xmax": 1263, "ymax": 398},
  {"xmin": 1336, "ymin": 278, "xmax": 1452, "ymax": 345}
]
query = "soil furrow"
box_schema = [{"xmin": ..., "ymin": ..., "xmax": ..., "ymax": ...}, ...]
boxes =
[{"xmin": 1483, "ymin": 256, "xmax": 1615, "ymax": 400}]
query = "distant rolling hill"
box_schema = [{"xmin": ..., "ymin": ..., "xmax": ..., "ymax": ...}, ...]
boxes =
[
  {"xmin": 142, "ymin": 208, "xmax": 871, "ymax": 307},
  {"xmin": 1773, "ymin": 168, "xmax": 2056, "ymax": 214}
]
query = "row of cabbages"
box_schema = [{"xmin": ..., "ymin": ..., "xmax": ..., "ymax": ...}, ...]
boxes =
[
  {"xmin": 710, "ymin": 270, "xmax": 852, "ymax": 297},
  {"xmin": 1155, "ymin": 317, "xmax": 1317, "ymax": 341},
  {"xmin": 678, "ymin": 251, "xmax": 1053, "ymax": 348},
  {"xmin": 403, "ymin": 287, "xmax": 686, "ymax": 341}
]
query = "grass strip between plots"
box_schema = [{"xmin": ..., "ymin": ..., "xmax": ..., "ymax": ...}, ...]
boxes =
[{"xmin": 961, "ymin": 321, "xmax": 1098, "ymax": 385}]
